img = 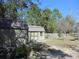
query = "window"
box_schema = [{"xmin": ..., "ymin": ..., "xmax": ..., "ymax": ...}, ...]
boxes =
[
  {"xmin": 34, "ymin": 32, "xmax": 38, "ymax": 37},
  {"xmin": 31, "ymin": 32, "xmax": 34, "ymax": 36},
  {"xmin": 40, "ymin": 32, "xmax": 43, "ymax": 36}
]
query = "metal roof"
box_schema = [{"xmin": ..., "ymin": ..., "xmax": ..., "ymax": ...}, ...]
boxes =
[
  {"xmin": 28, "ymin": 25, "xmax": 45, "ymax": 32},
  {"xmin": 0, "ymin": 19, "xmax": 28, "ymax": 30}
]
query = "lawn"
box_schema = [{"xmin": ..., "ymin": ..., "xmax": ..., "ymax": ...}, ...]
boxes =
[{"xmin": 44, "ymin": 38, "xmax": 79, "ymax": 48}]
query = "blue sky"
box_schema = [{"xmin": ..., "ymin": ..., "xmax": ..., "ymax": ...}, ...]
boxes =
[{"xmin": 33, "ymin": 0, "xmax": 79, "ymax": 22}]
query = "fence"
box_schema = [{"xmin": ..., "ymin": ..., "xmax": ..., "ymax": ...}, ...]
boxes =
[{"xmin": 45, "ymin": 33, "xmax": 76, "ymax": 40}]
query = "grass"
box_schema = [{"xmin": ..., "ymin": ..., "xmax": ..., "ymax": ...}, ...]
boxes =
[{"xmin": 44, "ymin": 38, "xmax": 79, "ymax": 48}]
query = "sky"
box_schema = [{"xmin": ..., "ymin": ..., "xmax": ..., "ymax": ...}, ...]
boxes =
[{"xmin": 33, "ymin": 0, "xmax": 79, "ymax": 22}]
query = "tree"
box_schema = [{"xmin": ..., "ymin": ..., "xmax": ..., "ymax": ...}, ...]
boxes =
[
  {"xmin": 64, "ymin": 15, "xmax": 74, "ymax": 33},
  {"xmin": 26, "ymin": 8, "xmax": 62, "ymax": 33},
  {"xmin": 0, "ymin": 0, "xmax": 38, "ymax": 59},
  {"xmin": 52, "ymin": 8, "xmax": 62, "ymax": 20},
  {"xmin": 57, "ymin": 15, "xmax": 74, "ymax": 33},
  {"xmin": 0, "ymin": 0, "xmax": 32, "ymax": 20},
  {"xmin": 52, "ymin": 8, "xmax": 62, "ymax": 32},
  {"xmin": 0, "ymin": 0, "xmax": 47, "ymax": 59},
  {"xmin": 75, "ymin": 23, "xmax": 79, "ymax": 33},
  {"xmin": 0, "ymin": 0, "xmax": 5, "ymax": 18},
  {"xmin": 47, "ymin": 19, "xmax": 56, "ymax": 32},
  {"xmin": 26, "ymin": 3, "xmax": 41, "ymax": 25},
  {"xmin": 57, "ymin": 19, "xmax": 66, "ymax": 33},
  {"xmin": 40, "ymin": 8, "xmax": 52, "ymax": 32}
]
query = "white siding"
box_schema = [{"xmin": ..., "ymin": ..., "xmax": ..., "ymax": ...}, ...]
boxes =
[{"xmin": 28, "ymin": 31, "xmax": 45, "ymax": 42}]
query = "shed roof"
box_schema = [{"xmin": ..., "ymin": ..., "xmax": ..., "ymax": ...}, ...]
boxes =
[
  {"xmin": 28, "ymin": 25, "xmax": 45, "ymax": 32},
  {"xmin": 0, "ymin": 18, "xmax": 28, "ymax": 30}
]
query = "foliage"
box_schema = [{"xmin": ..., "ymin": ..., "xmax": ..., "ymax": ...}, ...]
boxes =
[
  {"xmin": 16, "ymin": 44, "xmax": 31, "ymax": 59},
  {"xmin": 26, "ymin": 3, "xmax": 41, "ymax": 25},
  {"xmin": 57, "ymin": 15, "xmax": 74, "ymax": 33},
  {"xmin": 26, "ymin": 7, "xmax": 62, "ymax": 33},
  {"xmin": 0, "ymin": 0, "xmax": 5, "ymax": 18},
  {"xmin": 52, "ymin": 8, "xmax": 62, "ymax": 20},
  {"xmin": 0, "ymin": 0, "xmax": 32, "ymax": 20},
  {"xmin": 75, "ymin": 23, "xmax": 79, "ymax": 33},
  {"xmin": 0, "ymin": 0, "xmax": 40, "ymax": 59},
  {"xmin": 16, "ymin": 40, "xmax": 49, "ymax": 59},
  {"xmin": 64, "ymin": 15, "xmax": 74, "ymax": 33},
  {"xmin": 0, "ymin": 0, "xmax": 76, "ymax": 59}
]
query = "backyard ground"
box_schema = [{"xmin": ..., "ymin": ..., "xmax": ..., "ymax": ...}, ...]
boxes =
[
  {"xmin": 45, "ymin": 38, "xmax": 79, "ymax": 48},
  {"xmin": 41, "ymin": 37, "xmax": 79, "ymax": 59}
]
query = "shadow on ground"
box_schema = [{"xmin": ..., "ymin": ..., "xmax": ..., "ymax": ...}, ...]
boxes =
[
  {"xmin": 47, "ymin": 48, "xmax": 72, "ymax": 59},
  {"xmin": 35, "ymin": 43, "xmax": 72, "ymax": 59}
]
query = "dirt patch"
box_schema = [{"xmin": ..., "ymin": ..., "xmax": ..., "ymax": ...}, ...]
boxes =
[{"xmin": 48, "ymin": 45, "xmax": 79, "ymax": 59}]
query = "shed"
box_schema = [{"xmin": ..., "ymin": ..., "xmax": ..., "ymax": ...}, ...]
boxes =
[{"xmin": 28, "ymin": 25, "xmax": 45, "ymax": 42}]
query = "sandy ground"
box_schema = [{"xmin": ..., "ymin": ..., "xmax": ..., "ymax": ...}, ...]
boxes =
[{"xmin": 47, "ymin": 45, "xmax": 79, "ymax": 59}]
